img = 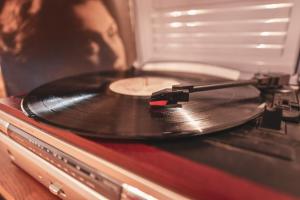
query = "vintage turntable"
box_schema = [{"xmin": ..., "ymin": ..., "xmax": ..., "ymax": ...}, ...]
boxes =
[{"xmin": 1, "ymin": 0, "xmax": 300, "ymax": 200}]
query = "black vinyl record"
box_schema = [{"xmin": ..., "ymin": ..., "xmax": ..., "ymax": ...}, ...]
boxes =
[{"xmin": 22, "ymin": 70, "xmax": 264, "ymax": 139}]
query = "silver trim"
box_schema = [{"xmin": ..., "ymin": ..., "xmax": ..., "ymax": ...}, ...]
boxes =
[
  {"xmin": 0, "ymin": 109, "xmax": 189, "ymax": 200},
  {"xmin": 0, "ymin": 118, "xmax": 9, "ymax": 134},
  {"xmin": 0, "ymin": 133, "xmax": 108, "ymax": 200}
]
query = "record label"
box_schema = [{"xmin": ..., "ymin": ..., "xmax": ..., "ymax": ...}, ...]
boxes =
[{"xmin": 109, "ymin": 76, "xmax": 179, "ymax": 96}]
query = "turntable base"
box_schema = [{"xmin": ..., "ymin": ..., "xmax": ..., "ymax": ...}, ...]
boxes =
[{"xmin": 0, "ymin": 96, "xmax": 297, "ymax": 200}]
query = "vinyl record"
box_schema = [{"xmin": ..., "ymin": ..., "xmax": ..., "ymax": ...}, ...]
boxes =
[{"xmin": 22, "ymin": 69, "xmax": 264, "ymax": 139}]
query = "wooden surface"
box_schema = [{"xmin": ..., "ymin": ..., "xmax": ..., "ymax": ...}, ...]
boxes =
[
  {"xmin": 0, "ymin": 70, "xmax": 7, "ymax": 98},
  {"xmin": 0, "ymin": 145, "xmax": 57, "ymax": 200}
]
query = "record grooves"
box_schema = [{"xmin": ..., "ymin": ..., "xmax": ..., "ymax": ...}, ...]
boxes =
[{"xmin": 21, "ymin": 70, "xmax": 264, "ymax": 140}]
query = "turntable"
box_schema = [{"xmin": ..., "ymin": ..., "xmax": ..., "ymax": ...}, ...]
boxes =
[{"xmin": 1, "ymin": 0, "xmax": 300, "ymax": 200}]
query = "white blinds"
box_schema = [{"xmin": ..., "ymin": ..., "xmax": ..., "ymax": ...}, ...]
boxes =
[{"xmin": 134, "ymin": 0, "xmax": 300, "ymax": 74}]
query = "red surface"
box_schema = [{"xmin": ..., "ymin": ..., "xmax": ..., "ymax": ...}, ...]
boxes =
[
  {"xmin": 149, "ymin": 100, "xmax": 168, "ymax": 106},
  {"xmin": 0, "ymin": 97, "xmax": 297, "ymax": 200}
]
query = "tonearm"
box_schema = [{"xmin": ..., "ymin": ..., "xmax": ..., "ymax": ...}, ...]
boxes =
[{"xmin": 149, "ymin": 73, "xmax": 291, "ymax": 107}]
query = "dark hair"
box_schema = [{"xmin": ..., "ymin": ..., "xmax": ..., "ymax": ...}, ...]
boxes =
[
  {"xmin": 0, "ymin": 0, "xmax": 116, "ymax": 67},
  {"xmin": 0, "ymin": 0, "xmax": 120, "ymax": 95}
]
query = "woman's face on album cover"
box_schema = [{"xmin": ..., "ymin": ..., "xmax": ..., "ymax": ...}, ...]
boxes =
[
  {"xmin": 73, "ymin": 0, "xmax": 127, "ymax": 70},
  {"xmin": 0, "ymin": 0, "xmax": 127, "ymax": 70}
]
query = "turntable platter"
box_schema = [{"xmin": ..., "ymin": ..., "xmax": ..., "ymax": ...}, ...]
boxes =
[{"xmin": 21, "ymin": 70, "xmax": 264, "ymax": 139}]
